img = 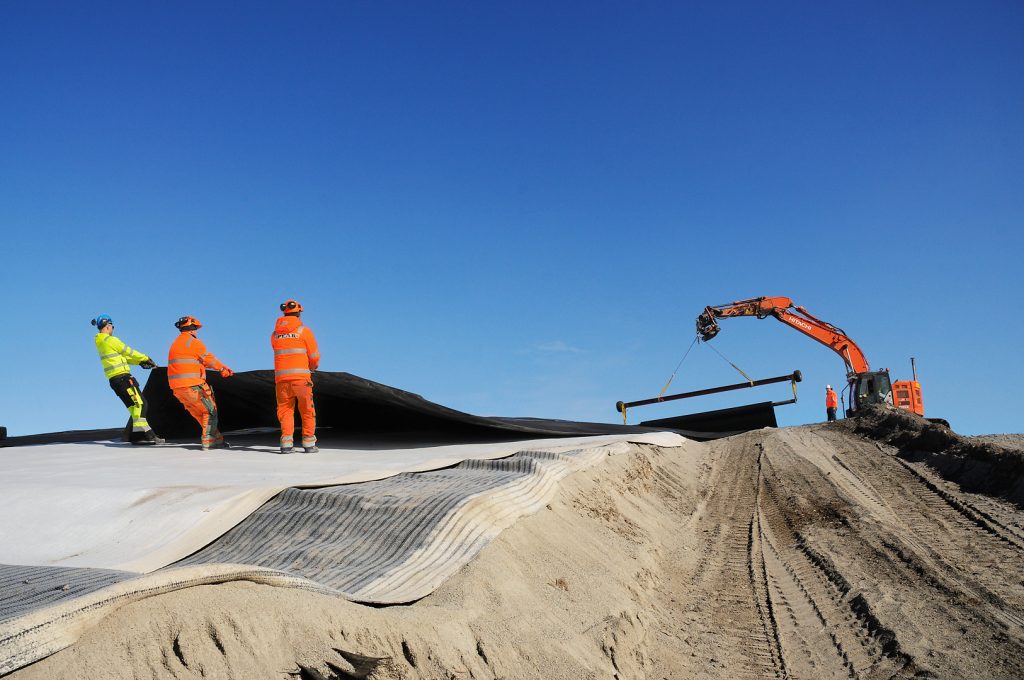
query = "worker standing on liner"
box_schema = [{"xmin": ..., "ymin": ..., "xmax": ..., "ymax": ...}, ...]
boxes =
[
  {"xmin": 91, "ymin": 314, "xmax": 164, "ymax": 445},
  {"xmin": 167, "ymin": 315, "xmax": 234, "ymax": 450},
  {"xmin": 271, "ymin": 300, "xmax": 320, "ymax": 454},
  {"xmin": 825, "ymin": 384, "xmax": 839, "ymax": 422}
]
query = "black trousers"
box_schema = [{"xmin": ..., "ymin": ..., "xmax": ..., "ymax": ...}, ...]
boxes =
[
  {"xmin": 108, "ymin": 374, "xmax": 156, "ymax": 443},
  {"xmin": 827, "ymin": 406, "xmax": 837, "ymax": 422}
]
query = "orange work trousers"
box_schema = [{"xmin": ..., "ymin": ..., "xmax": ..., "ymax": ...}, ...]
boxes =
[
  {"xmin": 276, "ymin": 379, "xmax": 316, "ymax": 446},
  {"xmin": 172, "ymin": 383, "xmax": 223, "ymax": 447}
]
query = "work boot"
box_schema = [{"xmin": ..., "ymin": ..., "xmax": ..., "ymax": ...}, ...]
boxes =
[
  {"xmin": 304, "ymin": 445, "xmax": 319, "ymax": 454},
  {"xmin": 279, "ymin": 446, "xmax": 294, "ymax": 455},
  {"xmin": 134, "ymin": 435, "xmax": 165, "ymax": 445}
]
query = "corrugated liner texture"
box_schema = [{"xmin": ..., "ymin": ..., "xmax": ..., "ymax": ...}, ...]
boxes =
[{"xmin": 0, "ymin": 440, "xmax": 668, "ymax": 675}]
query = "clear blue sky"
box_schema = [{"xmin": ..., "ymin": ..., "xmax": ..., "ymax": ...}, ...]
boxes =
[{"xmin": 2, "ymin": 1, "xmax": 1021, "ymax": 436}]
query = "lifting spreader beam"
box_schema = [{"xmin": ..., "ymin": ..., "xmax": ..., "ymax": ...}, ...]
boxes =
[{"xmin": 615, "ymin": 370, "xmax": 802, "ymax": 421}]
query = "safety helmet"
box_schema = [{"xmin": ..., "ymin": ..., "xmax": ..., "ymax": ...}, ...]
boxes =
[
  {"xmin": 280, "ymin": 299, "xmax": 303, "ymax": 315},
  {"xmin": 826, "ymin": 385, "xmax": 832, "ymax": 389},
  {"xmin": 174, "ymin": 315, "xmax": 203, "ymax": 331},
  {"xmin": 91, "ymin": 314, "xmax": 113, "ymax": 331}
]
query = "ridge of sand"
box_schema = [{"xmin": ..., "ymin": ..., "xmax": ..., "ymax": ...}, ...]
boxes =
[
  {"xmin": 9, "ymin": 421, "xmax": 1024, "ymax": 680},
  {"xmin": 7, "ymin": 441, "xmax": 704, "ymax": 679}
]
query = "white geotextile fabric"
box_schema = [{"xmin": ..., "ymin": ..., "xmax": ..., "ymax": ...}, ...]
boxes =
[
  {"xmin": 0, "ymin": 432, "xmax": 685, "ymax": 573},
  {"xmin": 2, "ymin": 441, "xmax": 664, "ymax": 674}
]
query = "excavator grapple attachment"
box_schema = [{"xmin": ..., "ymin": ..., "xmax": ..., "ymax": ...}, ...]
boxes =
[{"xmin": 696, "ymin": 307, "xmax": 720, "ymax": 342}]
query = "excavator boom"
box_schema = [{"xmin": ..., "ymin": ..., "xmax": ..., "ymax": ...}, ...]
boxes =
[{"xmin": 697, "ymin": 297, "xmax": 871, "ymax": 375}]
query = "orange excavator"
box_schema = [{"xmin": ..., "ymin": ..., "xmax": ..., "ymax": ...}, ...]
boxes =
[{"xmin": 696, "ymin": 296, "xmax": 924, "ymax": 416}]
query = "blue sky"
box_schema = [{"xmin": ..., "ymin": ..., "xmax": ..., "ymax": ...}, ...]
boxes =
[{"xmin": 1, "ymin": 1, "xmax": 1021, "ymax": 436}]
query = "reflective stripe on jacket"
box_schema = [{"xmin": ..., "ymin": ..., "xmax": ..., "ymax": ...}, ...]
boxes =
[
  {"xmin": 167, "ymin": 332, "xmax": 225, "ymax": 389},
  {"xmin": 826, "ymin": 389, "xmax": 838, "ymax": 408},
  {"xmin": 95, "ymin": 333, "xmax": 149, "ymax": 379},
  {"xmin": 271, "ymin": 316, "xmax": 320, "ymax": 382}
]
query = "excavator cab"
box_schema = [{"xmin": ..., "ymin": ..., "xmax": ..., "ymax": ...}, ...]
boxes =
[{"xmin": 849, "ymin": 370, "xmax": 893, "ymax": 414}]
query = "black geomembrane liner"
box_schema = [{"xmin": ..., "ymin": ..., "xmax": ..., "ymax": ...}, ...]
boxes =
[{"xmin": 2, "ymin": 370, "xmax": 771, "ymax": 446}]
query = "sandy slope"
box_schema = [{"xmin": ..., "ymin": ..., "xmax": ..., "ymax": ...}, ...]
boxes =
[{"xmin": 9, "ymin": 419, "xmax": 1024, "ymax": 680}]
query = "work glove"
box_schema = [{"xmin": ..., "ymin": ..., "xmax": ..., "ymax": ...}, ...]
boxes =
[
  {"xmin": 140, "ymin": 359, "xmax": 157, "ymax": 369},
  {"xmin": 220, "ymin": 367, "xmax": 234, "ymax": 378}
]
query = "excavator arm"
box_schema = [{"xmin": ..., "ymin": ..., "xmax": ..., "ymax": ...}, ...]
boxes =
[{"xmin": 696, "ymin": 296, "xmax": 872, "ymax": 376}]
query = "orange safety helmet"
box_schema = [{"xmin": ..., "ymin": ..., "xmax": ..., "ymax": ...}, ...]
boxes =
[
  {"xmin": 280, "ymin": 299, "xmax": 303, "ymax": 315},
  {"xmin": 174, "ymin": 315, "xmax": 203, "ymax": 331}
]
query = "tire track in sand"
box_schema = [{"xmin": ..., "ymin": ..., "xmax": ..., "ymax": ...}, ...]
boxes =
[
  {"xmin": 692, "ymin": 433, "xmax": 787, "ymax": 679},
  {"xmin": 693, "ymin": 431, "xmax": 918, "ymax": 679},
  {"xmin": 807, "ymin": 427, "xmax": 1024, "ymax": 628},
  {"xmin": 770, "ymin": 426, "xmax": 1024, "ymax": 677},
  {"xmin": 685, "ymin": 424, "xmax": 1024, "ymax": 678},
  {"xmin": 756, "ymin": 439, "xmax": 919, "ymax": 679}
]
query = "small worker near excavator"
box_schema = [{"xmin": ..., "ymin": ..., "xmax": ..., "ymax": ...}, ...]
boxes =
[
  {"xmin": 271, "ymin": 299, "xmax": 320, "ymax": 454},
  {"xmin": 825, "ymin": 385, "xmax": 839, "ymax": 422},
  {"xmin": 167, "ymin": 315, "xmax": 234, "ymax": 450},
  {"xmin": 91, "ymin": 314, "xmax": 164, "ymax": 445}
]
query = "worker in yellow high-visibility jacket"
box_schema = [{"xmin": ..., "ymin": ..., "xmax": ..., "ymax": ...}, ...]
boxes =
[{"xmin": 91, "ymin": 314, "xmax": 164, "ymax": 444}]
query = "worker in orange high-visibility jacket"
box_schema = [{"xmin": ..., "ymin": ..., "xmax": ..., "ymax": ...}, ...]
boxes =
[
  {"xmin": 168, "ymin": 315, "xmax": 234, "ymax": 450},
  {"xmin": 271, "ymin": 300, "xmax": 320, "ymax": 454},
  {"xmin": 825, "ymin": 385, "xmax": 839, "ymax": 422}
]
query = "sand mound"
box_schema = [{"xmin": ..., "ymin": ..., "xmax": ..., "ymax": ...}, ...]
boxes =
[
  {"xmin": 9, "ymin": 421, "xmax": 1024, "ymax": 679},
  {"xmin": 7, "ymin": 443, "xmax": 706, "ymax": 679}
]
